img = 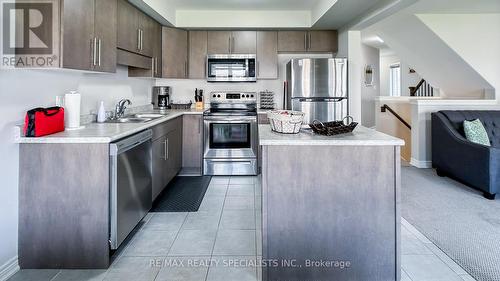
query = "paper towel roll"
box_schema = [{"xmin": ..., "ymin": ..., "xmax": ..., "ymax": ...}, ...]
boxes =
[{"xmin": 64, "ymin": 91, "xmax": 81, "ymax": 129}]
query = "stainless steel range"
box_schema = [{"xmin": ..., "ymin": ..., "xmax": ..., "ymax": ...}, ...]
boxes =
[{"xmin": 203, "ymin": 91, "xmax": 258, "ymax": 176}]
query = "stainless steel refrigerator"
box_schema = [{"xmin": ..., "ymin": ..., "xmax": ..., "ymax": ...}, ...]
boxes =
[{"xmin": 284, "ymin": 58, "xmax": 348, "ymax": 124}]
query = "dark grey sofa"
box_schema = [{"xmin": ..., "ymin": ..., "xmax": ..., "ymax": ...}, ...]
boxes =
[{"xmin": 432, "ymin": 111, "xmax": 500, "ymax": 200}]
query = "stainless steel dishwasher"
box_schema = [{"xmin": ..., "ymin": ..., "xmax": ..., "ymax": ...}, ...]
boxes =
[{"xmin": 109, "ymin": 129, "xmax": 152, "ymax": 250}]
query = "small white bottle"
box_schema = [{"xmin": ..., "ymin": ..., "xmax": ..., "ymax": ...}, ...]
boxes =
[{"xmin": 97, "ymin": 101, "xmax": 106, "ymax": 123}]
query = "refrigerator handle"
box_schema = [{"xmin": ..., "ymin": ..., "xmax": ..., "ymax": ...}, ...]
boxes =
[
  {"xmin": 283, "ymin": 81, "xmax": 288, "ymax": 109},
  {"xmin": 297, "ymin": 97, "xmax": 346, "ymax": 102}
]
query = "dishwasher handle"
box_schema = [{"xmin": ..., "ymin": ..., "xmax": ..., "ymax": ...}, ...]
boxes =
[{"xmin": 110, "ymin": 129, "xmax": 152, "ymax": 155}]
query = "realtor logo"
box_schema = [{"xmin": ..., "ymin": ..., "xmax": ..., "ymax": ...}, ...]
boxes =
[
  {"xmin": 3, "ymin": 2, "xmax": 52, "ymax": 54},
  {"xmin": 1, "ymin": 0, "xmax": 59, "ymax": 68}
]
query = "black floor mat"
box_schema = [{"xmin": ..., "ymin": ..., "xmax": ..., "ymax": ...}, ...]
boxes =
[{"xmin": 151, "ymin": 176, "xmax": 212, "ymax": 212}]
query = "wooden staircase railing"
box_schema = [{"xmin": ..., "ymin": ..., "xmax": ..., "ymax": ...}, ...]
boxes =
[
  {"xmin": 409, "ymin": 79, "xmax": 434, "ymax": 97},
  {"xmin": 381, "ymin": 104, "xmax": 411, "ymax": 130}
]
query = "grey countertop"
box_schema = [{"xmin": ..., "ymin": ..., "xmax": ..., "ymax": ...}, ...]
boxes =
[
  {"xmin": 259, "ymin": 125, "xmax": 405, "ymax": 146},
  {"xmin": 15, "ymin": 109, "xmax": 403, "ymax": 146},
  {"xmin": 15, "ymin": 109, "xmax": 204, "ymax": 144}
]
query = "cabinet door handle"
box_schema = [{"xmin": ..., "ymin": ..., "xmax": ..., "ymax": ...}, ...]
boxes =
[
  {"xmin": 140, "ymin": 29, "xmax": 144, "ymax": 51},
  {"xmin": 137, "ymin": 29, "xmax": 141, "ymax": 51},
  {"xmin": 92, "ymin": 37, "xmax": 98, "ymax": 66},
  {"xmin": 166, "ymin": 138, "xmax": 169, "ymax": 160},
  {"xmin": 304, "ymin": 33, "xmax": 307, "ymax": 51},
  {"xmin": 308, "ymin": 33, "xmax": 311, "ymax": 50},
  {"xmin": 228, "ymin": 36, "xmax": 231, "ymax": 53},
  {"xmin": 154, "ymin": 57, "xmax": 157, "ymax": 76},
  {"xmin": 139, "ymin": 29, "xmax": 142, "ymax": 51},
  {"xmin": 185, "ymin": 60, "xmax": 188, "ymax": 77},
  {"xmin": 90, "ymin": 38, "xmax": 94, "ymax": 67},
  {"xmin": 198, "ymin": 117, "xmax": 202, "ymax": 134},
  {"xmin": 98, "ymin": 38, "xmax": 102, "ymax": 66},
  {"xmin": 163, "ymin": 139, "xmax": 167, "ymax": 160}
]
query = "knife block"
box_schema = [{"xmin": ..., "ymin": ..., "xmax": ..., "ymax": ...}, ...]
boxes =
[{"xmin": 195, "ymin": 102, "xmax": 203, "ymax": 110}]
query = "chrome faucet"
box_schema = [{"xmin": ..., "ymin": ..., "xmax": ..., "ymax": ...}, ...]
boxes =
[{"xmin": 114, "ymin": 99, "xmax": 131, "ymax": 119}]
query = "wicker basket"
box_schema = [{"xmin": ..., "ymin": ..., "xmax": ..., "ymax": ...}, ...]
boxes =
[
  {"xmin": 309, "ymin": 117, "xmax": 358, "ymax": 136},
  {"xmin": 267, "ymin": 110, "xmax": 305, "ymax": 134}
]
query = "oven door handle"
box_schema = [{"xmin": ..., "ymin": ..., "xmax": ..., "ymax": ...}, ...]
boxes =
[{"xmin": 204, "ymin": 116, "xmax": 257, "ymax": 122}]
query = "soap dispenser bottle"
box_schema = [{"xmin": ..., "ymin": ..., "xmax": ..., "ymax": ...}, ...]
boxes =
[{"xmin": 97, "ymin": 101, "xmax": 106, "ymax": 123}]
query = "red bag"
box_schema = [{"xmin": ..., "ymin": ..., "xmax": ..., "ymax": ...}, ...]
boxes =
[{"xmin": 24, "ymin": 107, "xmax": 65, "ymax": 137}]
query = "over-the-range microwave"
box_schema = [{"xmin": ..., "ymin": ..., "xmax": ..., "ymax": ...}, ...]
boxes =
[{"xmin": 206, "ymin": 54, "xmax": 256, "ymax": 82}]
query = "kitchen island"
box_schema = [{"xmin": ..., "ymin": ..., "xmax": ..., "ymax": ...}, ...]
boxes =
[{"xmin": 259, "ymin": 125, "xmax": 404, "ymax": 281}]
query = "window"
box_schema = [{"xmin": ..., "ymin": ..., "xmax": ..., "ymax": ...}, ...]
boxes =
[{"xmin": 389, "ymin": 63, "xmax": 401, "ymax": 97}]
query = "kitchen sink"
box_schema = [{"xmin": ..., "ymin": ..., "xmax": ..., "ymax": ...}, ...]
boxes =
[
  {"xmin": 106, "ymin": 117, "xmax": 153, "ymax": 123},
  {"xmin": 105, "ymin": 112, "xmax": 167, "ymax": 123},
  {"xmin": 130, "ymin": 113, "xmax": 166, "ymax": 118}
]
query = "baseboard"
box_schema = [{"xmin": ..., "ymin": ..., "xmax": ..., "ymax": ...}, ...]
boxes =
[
  {"xmin": 0, "ymin": 256, "xmax": 19, "ymax": 281},
  {"xmin": 410, "ymin": 158, "xmax": 432, "ymax": 168},
  {"xmin": 178, "ymin": 167, "xmax": 202, "ymax": 177}
]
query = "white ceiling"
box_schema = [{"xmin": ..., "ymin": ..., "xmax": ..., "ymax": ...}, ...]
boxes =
[
  {"xmin": 361, "ymin": 0, "xmax": 500, "ymax": 50},
  {"xmin": 160, "ymin": 0, "xmax": 322, "ymax": 11},
  {"xmin": 133, "ymin": 0, "xmax": 396, "ymax": 29},
  {"xmin": 313, "ymin": 0, "xmax": 389, "ymax": 29}
]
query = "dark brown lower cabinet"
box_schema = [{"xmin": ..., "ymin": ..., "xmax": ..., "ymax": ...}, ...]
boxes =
[
  {"xmin": 152, "ymin": 117, "xmax": 183, "ymax": 201},
  {"xmin": 182, "ymin": 115, "xmax": 203, "ymax": 174}
]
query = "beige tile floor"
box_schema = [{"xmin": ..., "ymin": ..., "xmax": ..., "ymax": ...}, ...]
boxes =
[{"xmin": 9, "ymin": 176, "xmax": 476, "ymax": 281}]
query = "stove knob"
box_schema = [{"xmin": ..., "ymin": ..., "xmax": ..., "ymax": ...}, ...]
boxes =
[
  {"xmin": 212, "ymin": 94, "xmax": 216, "ymax": 98},
  {"xmin": 250, "ymin": 94, "xmax": 254, "ymax": 98},
  {"xmin": 246, "ymin": 94, "xmax": 250, "ymax": 98},
  {"xmin": 217, "ymin": 94, "xmax": 221, "ymax": 98}
]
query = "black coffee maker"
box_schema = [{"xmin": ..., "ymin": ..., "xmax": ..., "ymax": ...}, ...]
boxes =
[{"xmin": 152, "ymin": 86, "xmax": 170, "ymax": 109}]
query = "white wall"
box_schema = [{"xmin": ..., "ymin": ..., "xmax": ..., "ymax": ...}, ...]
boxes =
[
  {"xmin": 365, "ymin": 11, "xmax": 493, "ymax": 98},
  {"xmin": 337, "ymin": 29, "xmax": 348, "ymax": 58},
  {"xmin": 380, "ymin": 53, "xmax": 424, "ymax": 97},
  {"xmin": 417, "ymin": 13, "xmax": 500, "ymax": 100},
  {"xmin": 156, "ymin": 54, "xmax": 333, "ymax": 110},
  {"xmin": 380, "ymin": 54, "xmax": 399, "ymax": 96},
  {"xmin": 0, "ymin": 66, "xmax": 153, "ymax": 274},
  {"xmin": 401, "ymin": 61, "xmax": 423, "ymax": 96},
  {"xmin": 175, "ymin": 10, "xmax": 311, "ymax": 28},
  {"xmin": 347, "ymin": 31, "xmax": 362, "ymax": 123},
  {"xmin": 360, "ymin": 44, "xmax": 380, "ymax": 127}
]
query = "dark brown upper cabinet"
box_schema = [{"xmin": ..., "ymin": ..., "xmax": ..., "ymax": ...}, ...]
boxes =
[
  {"xmin": 278, "ymin": 30, "xmax": 338, "ymax": 53},
  {"xmin": 207, "ymin": 31, "xmax": 256, "ymax": 54},
  {"xmin": 277, "ymin": 31, "xmax": 308, "ymax": 52},
  {"xmin": 117, "ymin": 0, "xmax": 155, "ymax": 57},
  {"xmin": 129, "ymin": 18, "xmax": 162, "ymax": 78},
  {"xmin": 139, "ymin": 15, "xmax": 154, "ymax": 57},
  {"xmin": 256, "ymin": 31, "xmax": 278, "ymax": 79},
  {"xmin": 308, "ymin": 30, "xmax": 338, "ymax": 52},
  {"xmin": 231, "ymin": 31, "xmax": 257, "ymax": 54},
  {"xmin": 152, "ymin": 22, "xmax": 163, "ymax": 77},
  {"xmin": 207, "ymin": 31, "xmax": 232, "ymax": 54},
  {"xmin": 117, "ymin": 0, "xmax": 139, "ymax": 53},
  {"xmin": 162, "ymin": 27, "xmax": 188, "ymax": 79},
  {"xmin": 61, "ymin": 0, "xmax": 117, "ymax": 73},
  {"xmin": 188, "ymin": 31, "xmax": 208, "ymax": 79}
]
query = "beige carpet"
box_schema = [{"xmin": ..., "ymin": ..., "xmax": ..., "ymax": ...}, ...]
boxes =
[{"xmin": 402, "ymin": 167, "xmax": 500, "ymax": 281}]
